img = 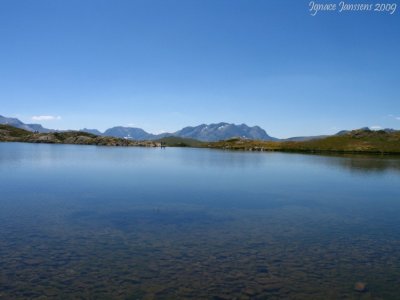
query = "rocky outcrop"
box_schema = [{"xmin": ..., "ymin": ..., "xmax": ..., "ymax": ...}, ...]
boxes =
[{"xmin": 0, "ymin": 125, "xmax": 160, "ymax": 147}]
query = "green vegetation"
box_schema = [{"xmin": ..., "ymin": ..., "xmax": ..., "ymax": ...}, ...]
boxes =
[
  {"xmin": 207, "ymin": 129, "xmax": 400, "ymax": 154},
  {"xmin": 156, "ymin": 136, "xmax": 205, "ymax": 147},
  {"xmin": 0, "ymin": 124, "xmax": 32, "ymax": 139}
]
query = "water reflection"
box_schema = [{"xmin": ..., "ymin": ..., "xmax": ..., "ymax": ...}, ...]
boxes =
[
  {"xmin": 313, "ymin": 153, "xmax": 400, "ymax": 174},
  {"xmin": 1, "ymin": 142, "xmax": 400, "ymax": 174},
  {"xmin": 0, "ymin": 143, "xmax": 400, "ymax": 299}
]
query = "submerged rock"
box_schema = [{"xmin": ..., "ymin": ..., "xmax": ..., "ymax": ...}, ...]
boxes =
[{"xmin": 354, "ymin": 281, "xmax": 367, "ymax": 292}]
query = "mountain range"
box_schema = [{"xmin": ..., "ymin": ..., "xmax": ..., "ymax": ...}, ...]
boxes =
[
  {"xmin": 0, "ymin": 115, "xmax": 55, "ymax": 133},
  {"xmin": 0, "ymin": 115, "xmax": 277, "ymax": 141},
  {"xmin": 2, "ymin": 122, "xmax": 399, "ymax": 154},
  {"xmin": 1, "ymin": 114, "xmax": 396, "ymax": 142},
  {"xmin": 83, "ymin": 122, "xmax": 277, "ymax": 142}
]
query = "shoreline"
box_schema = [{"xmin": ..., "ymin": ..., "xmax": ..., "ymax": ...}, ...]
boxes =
[
  {"xmin": 1, "ymin": 139, "xmax": 400, "ymax": 156},
  {"xmin": 1, "ymin": 124, "xmax": 400, "ymax": 156}
]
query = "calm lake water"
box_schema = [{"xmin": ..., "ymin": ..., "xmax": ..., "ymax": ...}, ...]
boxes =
[{"xmin": 1, "ymin": 142, "xmax": 400, "ymax": 299}]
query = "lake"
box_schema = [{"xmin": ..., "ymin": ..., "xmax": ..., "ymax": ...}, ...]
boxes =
[{"xmin": 1, "ymin": 142, "xmax": 400, "ymax": 299}]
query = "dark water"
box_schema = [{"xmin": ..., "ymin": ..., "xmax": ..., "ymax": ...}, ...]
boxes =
[{"xmin": 1, "ymin": 143, "xmax": 400, "ymax": 299}]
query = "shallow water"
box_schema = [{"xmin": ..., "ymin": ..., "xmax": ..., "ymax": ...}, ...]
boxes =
[{"xmin": 0, "ymin": 142, "xmax": 400, "ymax": 299}]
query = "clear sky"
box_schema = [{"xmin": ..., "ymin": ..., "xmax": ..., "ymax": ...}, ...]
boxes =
[{"xmin": 0, "ymin": 0, "xmax": 399, "ymax": 138}]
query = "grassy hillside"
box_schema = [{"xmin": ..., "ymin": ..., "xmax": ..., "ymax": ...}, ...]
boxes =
[
  {"xmin": 156, "ymin": 136, "xmax": 205, "ymax": 147},
  {"xmin": 282, "ymin": 129, "xmax": 400, "ymax": 153},
  {"xmin": 0, "ymin": 124, "xmax": 32, "ymax": 139},
  {"xmin": 0, "ymin": 125, "xmax": 160, "ymax": 147},
  {"xmin": 208, "ymin": 129, "xmax": 400, "ymax": 154}
]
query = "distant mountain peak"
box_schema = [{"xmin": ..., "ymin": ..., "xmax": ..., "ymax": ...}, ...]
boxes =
[
  {"xmin": 103, "ymin": 126, "xmax": 157, "ymax": 141},
  {"xmin": 173, "ymin": 122, "xmax": 277, "ymax": 141},
  {"xmin": 0, "ymin": 115, "xmax": 54, "ymax": 133},
  {"xmin": 81, "ymin": 128, "xmax": 102, "ymax": 136}
]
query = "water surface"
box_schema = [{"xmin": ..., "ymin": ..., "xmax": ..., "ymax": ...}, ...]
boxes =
[{"xmin": 1, "ymin": 143, "xmax": 400, "ymax": 299}]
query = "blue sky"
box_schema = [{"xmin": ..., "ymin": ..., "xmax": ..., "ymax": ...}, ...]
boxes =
[{"xmin": 0, "ymin": 0, "xmax": 399, "ymax": 138}]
